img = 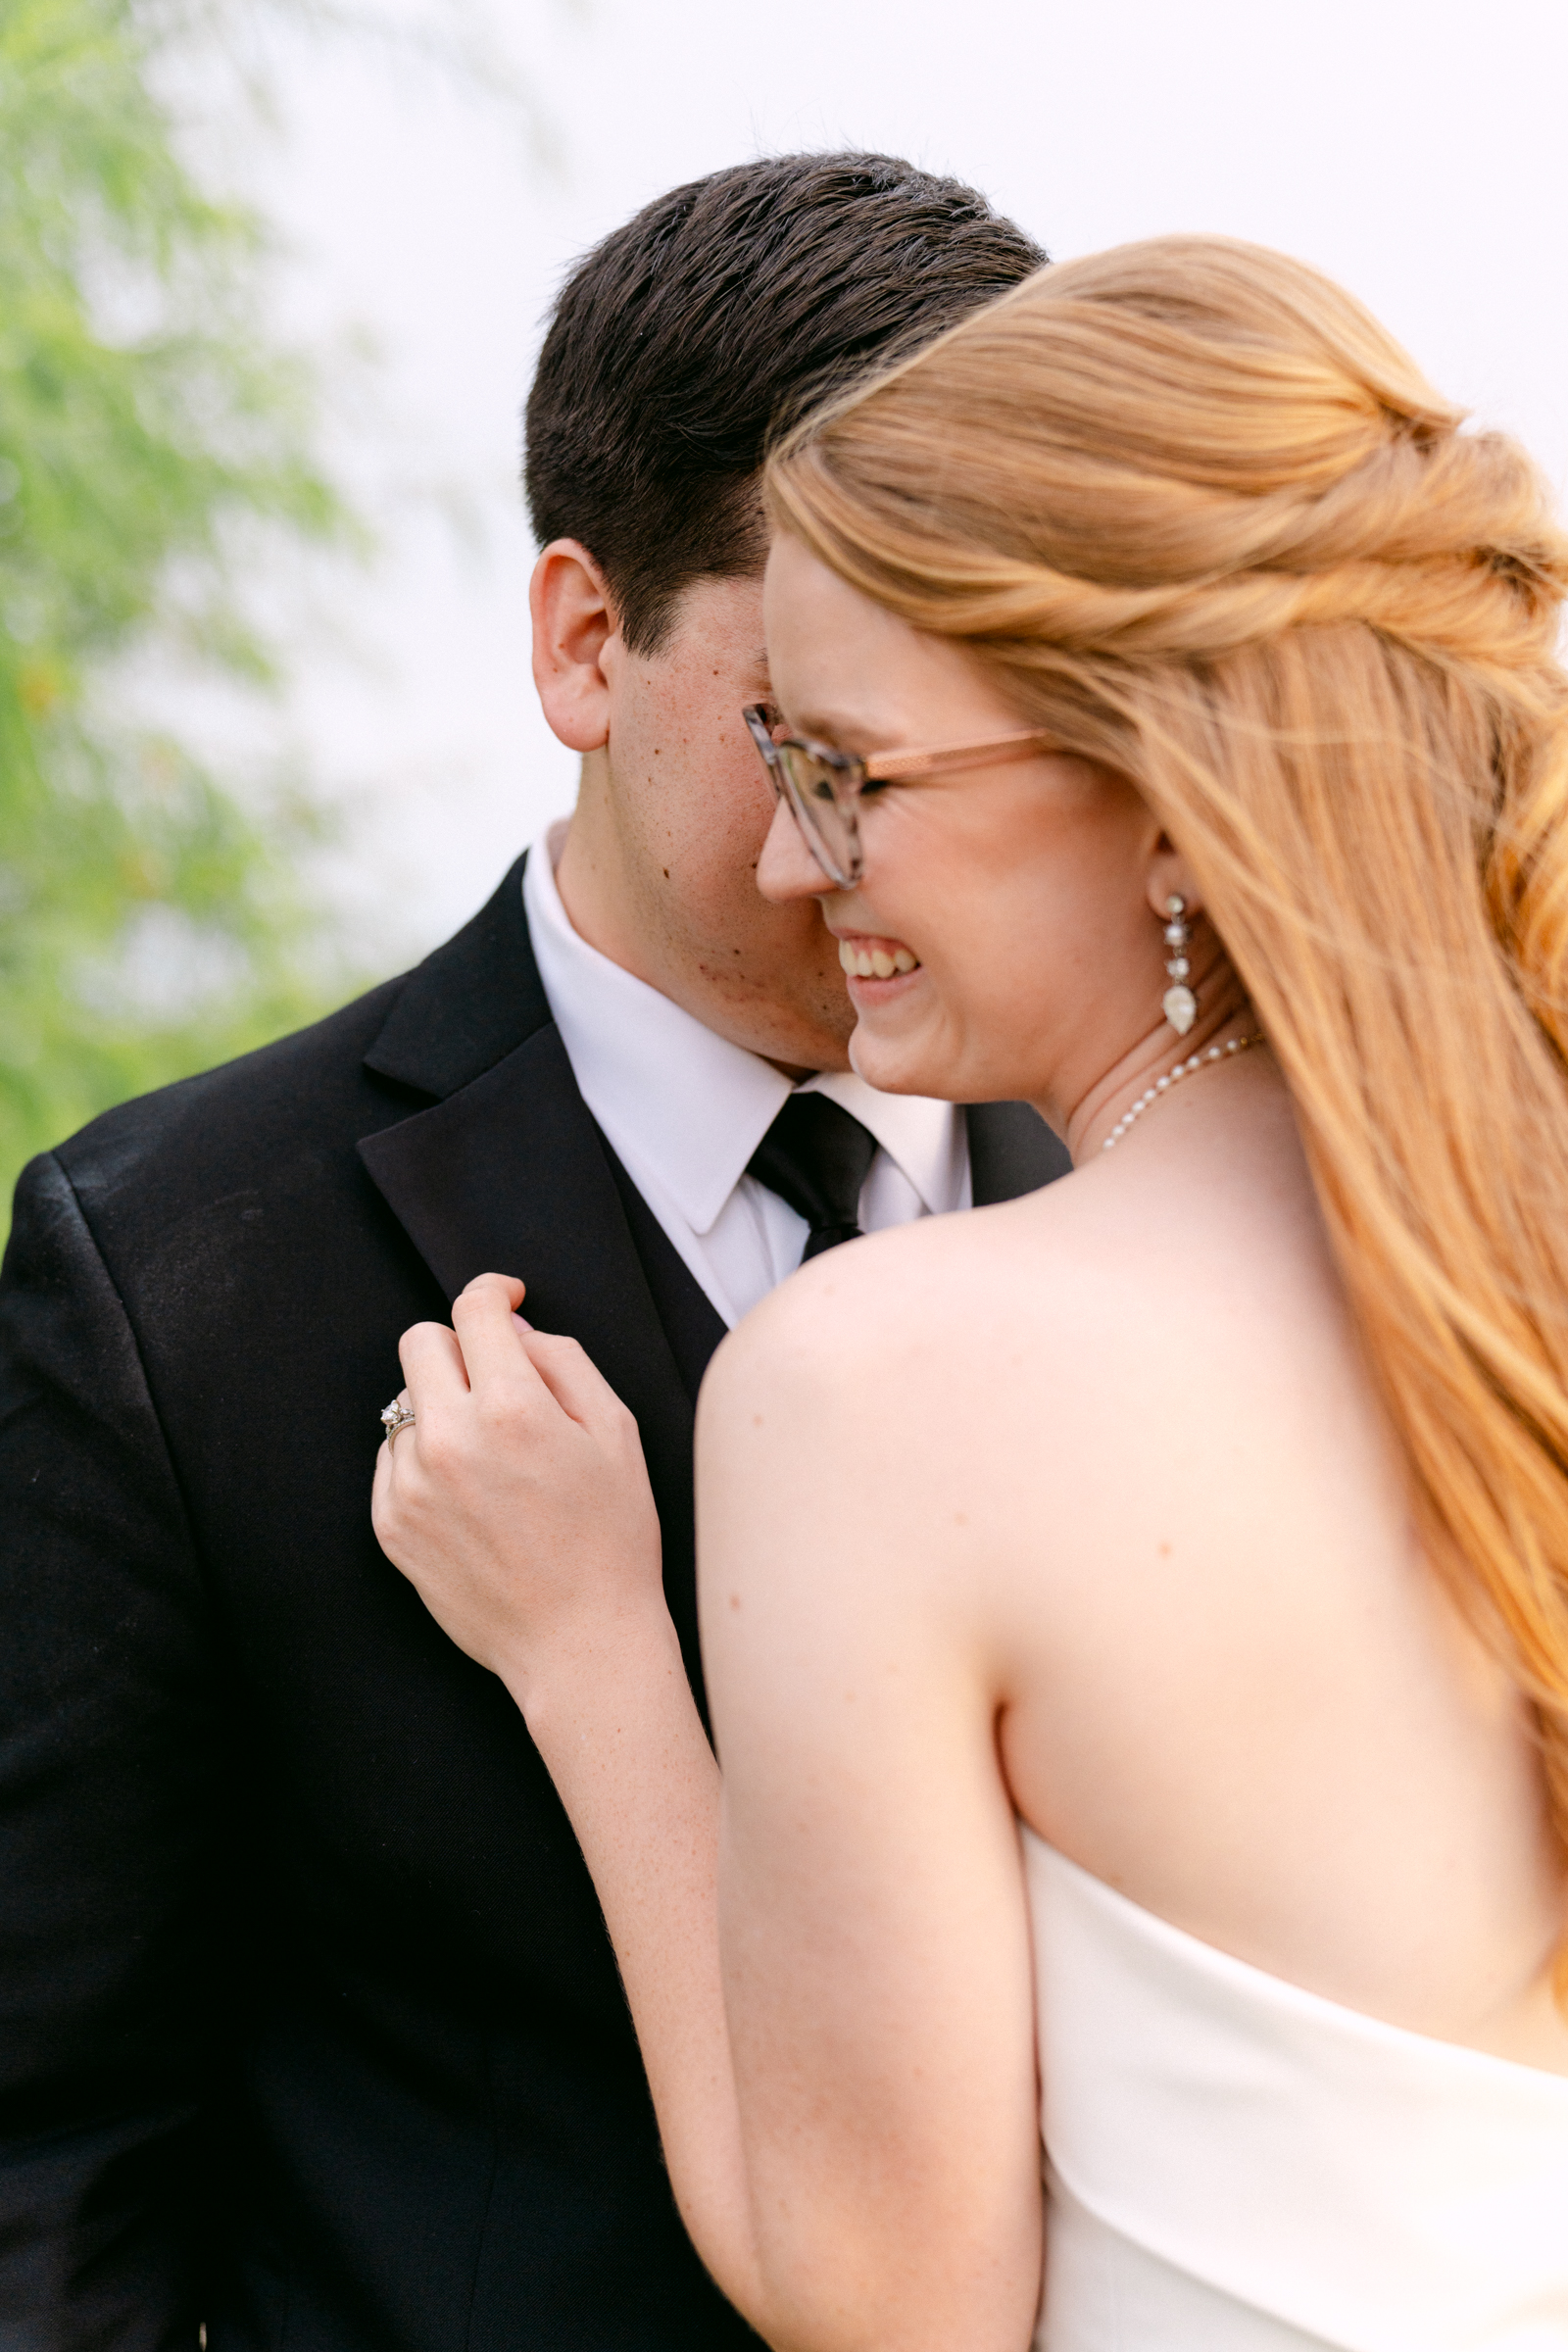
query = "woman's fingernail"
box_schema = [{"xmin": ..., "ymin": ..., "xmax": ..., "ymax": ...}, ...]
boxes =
[{"xmin": 513, "ymin": 1313, "xmax": 534, "ymax": 1332}]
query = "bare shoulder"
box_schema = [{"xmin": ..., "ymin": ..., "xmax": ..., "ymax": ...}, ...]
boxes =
[
  {"xmin": 701, "ymin": 1095, "xmax": 1347, "ymax": 1526},
  {"xmin": 698, "ymin": 1161, "xmax": 1146, "ymax": 1460},
  {"xmin": 693, "ymin": 1154, "xmax": 1252, "ymax": 1697}
]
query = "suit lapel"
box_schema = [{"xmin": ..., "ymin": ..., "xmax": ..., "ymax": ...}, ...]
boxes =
[
  {"xmin": 599, "ymin": 1143, "xmax": 728, "ymax": 1405},
  {"xmin": 356, "ymin": 861, "xmax": 710, "ymax": 1706}
]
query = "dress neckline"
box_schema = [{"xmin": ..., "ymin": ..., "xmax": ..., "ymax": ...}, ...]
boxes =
[{"xmin": 1021, "ymin": 1826, "xmax": 1568, "ymax": 2092}]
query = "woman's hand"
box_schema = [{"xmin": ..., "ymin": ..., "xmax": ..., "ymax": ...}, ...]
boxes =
[{"xmin": 371, "ymin": 1272, "xmax": 666, "ymax": 1706}]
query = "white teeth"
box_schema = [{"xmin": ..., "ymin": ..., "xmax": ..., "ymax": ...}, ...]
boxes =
[{"xmin": 839, "ymin": 938, "xmax": 919, "ymax": 979}]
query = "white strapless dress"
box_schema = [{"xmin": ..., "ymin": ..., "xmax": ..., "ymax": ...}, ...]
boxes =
[{"xmin": 1024, "ymin": 1834, "xmax": 1568, "ymax": 2350}]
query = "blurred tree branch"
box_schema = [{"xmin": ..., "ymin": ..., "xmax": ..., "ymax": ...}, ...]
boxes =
[
  {"xmin": 0, "ymin": 0, "xmax": 358, "ymax": 1226},
  {"xmin": 0, "ymin": 0, "xmax": 550, "ymax": 1232}
]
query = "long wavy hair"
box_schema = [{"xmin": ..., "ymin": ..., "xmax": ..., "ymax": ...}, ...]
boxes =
[{"xmin": 766, "ymin": 236, "xmax": 1568, "ymax": 1944}]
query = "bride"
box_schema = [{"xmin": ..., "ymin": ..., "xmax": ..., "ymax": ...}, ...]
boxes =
[{"xmin": 372, "ymin": 237, "xmax": 1568, "ymax": 2348}]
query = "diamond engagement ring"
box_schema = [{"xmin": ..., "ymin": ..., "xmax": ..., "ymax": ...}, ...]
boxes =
[{"xmin": 380, "ymin": 1397, "xmax": 416, "ymax": 1446}]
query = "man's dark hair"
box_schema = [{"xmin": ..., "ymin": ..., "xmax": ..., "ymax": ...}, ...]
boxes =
[{"xmin": 524, "ymin": 152, "xmax": 1046, "ymax": 655}]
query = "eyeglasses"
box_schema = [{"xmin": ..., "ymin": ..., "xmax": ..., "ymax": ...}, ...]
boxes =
[{"xmin": 742, "ymin": 705, "xmax": 1054, "ymax": 887}]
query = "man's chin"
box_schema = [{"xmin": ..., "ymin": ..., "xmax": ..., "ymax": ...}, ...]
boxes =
[
  {"xmin": 717, "ymin": 1009, "xmax": 858, "ymax": 1078},
  {"xmin": 754, "ymin": 1034, "xmax": 858, "ymax": 1080},
  {"xmin": 681, "ymin": 969, "xmax": 858, "ymax": 1076}
]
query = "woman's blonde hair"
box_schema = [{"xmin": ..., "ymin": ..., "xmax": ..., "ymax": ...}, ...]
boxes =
[{"xmin": 766, "ymin": 235, "xmax": 1568, "ymax": 1933}]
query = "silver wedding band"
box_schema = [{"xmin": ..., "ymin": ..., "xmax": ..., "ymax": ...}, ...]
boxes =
[{"xmin": 380, "ymin": 1397, "xmax": 416, "ymax": 1446}]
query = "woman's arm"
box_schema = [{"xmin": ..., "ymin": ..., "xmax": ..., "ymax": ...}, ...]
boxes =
[
  {"xmin": 373, "ymin": 1273, "xmax": 1043, "ymax": 2352},
  {"xmin": 498, "ymin": 1604, "xmax": 764, "ymax": 2313},
  {"xmin": 695, "ymin": 1279, "xmax": 1044, "ymax": 2351}
]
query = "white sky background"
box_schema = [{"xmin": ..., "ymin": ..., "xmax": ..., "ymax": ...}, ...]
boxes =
[{"xmin": 226, "ymin": 0, "xmax": 1568, "ymax": 968}]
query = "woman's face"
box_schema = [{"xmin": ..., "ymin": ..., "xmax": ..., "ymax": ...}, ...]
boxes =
[{"xmin": 760, "ymin": 534, "xmax": 1169, "ymax": 1125}]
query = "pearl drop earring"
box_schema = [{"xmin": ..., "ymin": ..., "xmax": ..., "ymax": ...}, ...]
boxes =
[{"xmin": 1161, "ymin": 895, "xmax": 1197, "ymax": 1036}]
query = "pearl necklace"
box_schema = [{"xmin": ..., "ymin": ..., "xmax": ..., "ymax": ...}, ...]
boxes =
[{"xmin": 1101, "ymin": 1033, "xmax": 1266, "ymax": 1152}]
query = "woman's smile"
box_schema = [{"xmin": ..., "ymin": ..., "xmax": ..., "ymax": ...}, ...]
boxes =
[{"xmin": 833, "ymin": 930, "xmax": 921, "ymax": 983}]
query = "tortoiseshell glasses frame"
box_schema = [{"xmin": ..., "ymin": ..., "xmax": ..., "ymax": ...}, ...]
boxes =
[{"xmin": 742, "ymin": 705, "xmax": 1054, "ymax": 888}]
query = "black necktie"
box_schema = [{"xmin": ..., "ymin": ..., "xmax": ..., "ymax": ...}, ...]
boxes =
[{"xmin": 747, "ymin": 1093, "xmax": 879, "ymax": 1261}]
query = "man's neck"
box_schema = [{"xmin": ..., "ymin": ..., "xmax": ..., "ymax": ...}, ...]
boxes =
[
  {"xmin": 550, "ymin": 785, "xmax": 818, "ymax": 1083},
  {"xmin": 553, "ymin": 762, "xmax": 651, "ymax": 983}
]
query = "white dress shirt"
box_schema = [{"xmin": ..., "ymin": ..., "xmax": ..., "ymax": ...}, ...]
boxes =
[{"xmin": 523, "ymin": 821, "xmax": 969, "ymax": 1327}]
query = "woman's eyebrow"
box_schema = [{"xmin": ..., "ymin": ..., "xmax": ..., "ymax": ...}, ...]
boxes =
[
  {"xmin": 784, "ymin": 698, "xmax": 892, "ymax": 743},
  {"xmin": 760, "ymin": 649, "xmax": 905, "ymax": 735}
]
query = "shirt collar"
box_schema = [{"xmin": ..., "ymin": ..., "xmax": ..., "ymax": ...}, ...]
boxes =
[{"xmin": 523, "ymin": 823, "xmax": 962, "ymax": 1234}]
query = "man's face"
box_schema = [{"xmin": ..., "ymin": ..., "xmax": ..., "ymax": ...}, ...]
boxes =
[{"xmin": 549, "ymin": 566, "xmax": 856, "ymax": 1074}]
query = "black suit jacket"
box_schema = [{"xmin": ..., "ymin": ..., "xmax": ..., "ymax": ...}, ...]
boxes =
[{"xmin": 0, "ymin": 856, "xmax": 1070, "ymax": 2352}]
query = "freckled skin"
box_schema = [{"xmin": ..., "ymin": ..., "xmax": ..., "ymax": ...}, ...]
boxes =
[{"xmin": 536, "ymin": 560, "xmax": 855, "ymax": 1078}]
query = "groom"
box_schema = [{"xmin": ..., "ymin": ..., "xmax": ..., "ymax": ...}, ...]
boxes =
[{"xmin": 0, "ymin": 155, "xmax": 1063, "ymax": 2351}]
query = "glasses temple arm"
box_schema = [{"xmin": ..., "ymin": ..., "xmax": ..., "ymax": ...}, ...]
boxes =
[{"xmin": 863, "ymin": 730, "xmax": 1054, "ymax": 785}]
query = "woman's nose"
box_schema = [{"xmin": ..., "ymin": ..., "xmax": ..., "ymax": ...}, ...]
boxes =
[{"xmin": 757, "ymin": 793, "xmax": 833, "ymax": 903}]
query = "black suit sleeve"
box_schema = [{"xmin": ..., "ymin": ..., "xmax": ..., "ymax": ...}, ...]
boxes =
[{"xmin": 0, "ymin": 1153, "xmax": 221, "ymax": 2350}]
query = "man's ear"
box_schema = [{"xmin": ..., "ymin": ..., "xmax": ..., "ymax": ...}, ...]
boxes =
[{"xmin": 530, "ymin": 539, "xmax": 619, "ymax": 754}]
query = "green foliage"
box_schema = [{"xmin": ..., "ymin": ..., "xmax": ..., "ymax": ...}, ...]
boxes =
[{"xmin": 0, "ymin": 0, "xmax": 358, "ymax": 1225}]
